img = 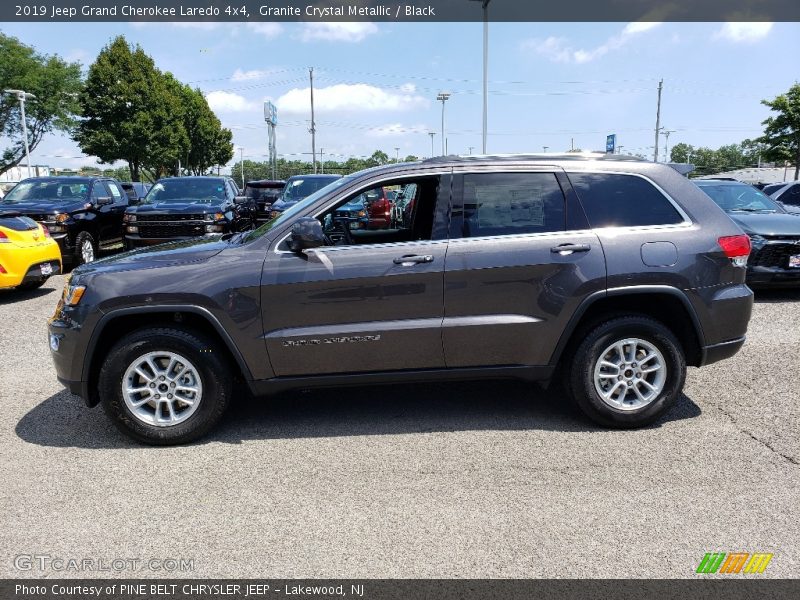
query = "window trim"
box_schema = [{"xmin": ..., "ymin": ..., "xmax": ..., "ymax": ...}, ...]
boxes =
[{"xmin": 565, "ymin": 170, "xmax": 693, "ymax": 229}]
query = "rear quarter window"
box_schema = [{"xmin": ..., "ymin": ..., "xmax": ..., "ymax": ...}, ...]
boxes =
[{"xmin": 568, "ymin": 172, "xmax": 684, "ymax": 228}]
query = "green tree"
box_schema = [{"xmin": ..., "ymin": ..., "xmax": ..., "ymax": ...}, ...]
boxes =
[
  {"xmin": 0, "ymin": 33, "xmax": 82, "ymax": 175},
  {"xmin": 758, "ymin": 83, "xmax": 800, "ymax": 180},
  {"xmin": 366, "ymin": 150, "xmax": 389, "ymax": 167},
  {"xmin": 74, "ymin": 36, "xmax": 185, "ymax": 182},
  {"xmin": 178, "ymin": 83, "xmax": 233, "ymax": 175},
  {"xmin": 670, "ymin": 143, "xmax": 694, "ymax": 163}
]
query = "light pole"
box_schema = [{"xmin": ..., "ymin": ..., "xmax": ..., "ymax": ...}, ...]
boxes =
[
  {"xmin": 320, "ymin": 148, "xmax": 325, "ymax": 174},
  {"xmin": 468, "ymin": 146, "xmax": 475, "ymax": 155},
  {"xmin": 437, "ymin": 92, "xmax": 451, "ymax": 156},
  {"xmin": 4, "ymin": 89, "xmax": 36, "ymax": 178},
  {"xmin": 428, "ymin": 132, "xmax": 436, "ymax": 158},
  {"xmin": 239, "ymin": 147, "xmax": 245, "ymax": 189},
  {"xmin": 542, "ymin": 146, "xmax": 549, "ymax": 153},
  {"xmin": 469, "ymin": 0, "xmax": 491, "ymax": 154},
  {"xmin": 394, "ymin": 147, "xmax": 401, "ymax": 162}
]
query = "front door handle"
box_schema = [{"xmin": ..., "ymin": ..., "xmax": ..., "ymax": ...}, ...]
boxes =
[
  {"xmin": 393, "ymin": 254, "xmax": 434, "ymax": 265},
  {"xmin": 551, "ymin": 243, "xmax": 591, "ymax": 255}
]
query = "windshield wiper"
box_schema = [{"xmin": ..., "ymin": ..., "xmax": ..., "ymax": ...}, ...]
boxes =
[{"xmin": 730, "ymin": 208, "xmax": 775, "ymax": 213}]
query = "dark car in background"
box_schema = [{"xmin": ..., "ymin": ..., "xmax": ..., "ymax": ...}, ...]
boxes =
[
  {"xmin": 268, "ymin": 174, "xmax": 342, "ymax": 219},
  {"xmin": 695, "ymin": 179, "xmax": 800, "ymax": 286},
  {"xmin": 123, "ymin": 176, "xmax": 256, "ymax": 249},
  {"xmin": 120, "ymin": 182, "xmax": 152, "ymax": 204},
  {"xmin": 0, "ymin": 176, "xmax": 128, "ymax": 265},
  {"xmin": 244, "ymin": 180, "xmax": 285, "ymax": 222}
]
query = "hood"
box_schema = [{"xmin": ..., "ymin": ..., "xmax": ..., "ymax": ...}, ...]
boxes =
[
  {"xmin": 129, "ymin": 200, "xmax": 226, "ymax": 215},
  {"xmin": 0, "ymin": 199, "xmax": 90, "ymax": 216},
  {"xmin": 72, "ymin": 236, "xmax": 229, "ymax": 276},
  {"xmin": 728, "ymin": 211, "xmax": 800, "ymax": 237}
]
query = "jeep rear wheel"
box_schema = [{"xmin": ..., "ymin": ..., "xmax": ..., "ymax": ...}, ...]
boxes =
[
  {"xmin": 99, "ymin": 327, "xmax": 232, "ymax": 445},
  {"xmin": 566, "ymin": 316, "xmax": 685, "ymax": 428}
]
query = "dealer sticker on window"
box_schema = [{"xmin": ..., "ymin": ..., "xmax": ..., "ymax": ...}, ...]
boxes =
[
  {"xmin": 40, "ymin": 262, "xmax": 53, "ymax": 276},
  {"xmin": 789, "ymin": 255, "xmax": 800, "ymax": 268}
]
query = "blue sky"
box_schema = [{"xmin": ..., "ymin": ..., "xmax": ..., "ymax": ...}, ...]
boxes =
[{"xmin": 1, "ymin": 20, "xmax": 798, "ymax": 171}]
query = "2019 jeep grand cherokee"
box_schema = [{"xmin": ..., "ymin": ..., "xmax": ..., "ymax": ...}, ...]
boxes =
[{"xmin": 48, "ymin": 154, "xmax": 754, "ymax": 445}]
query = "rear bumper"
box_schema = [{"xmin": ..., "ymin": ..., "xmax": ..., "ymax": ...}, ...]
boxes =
[
  {"xmin": 0, "ymin": 241, "xmax": 62, "ymax": 288},
  {"xmin": 699, "ymin": 337, "xmax": 746, "ymax": 367}
]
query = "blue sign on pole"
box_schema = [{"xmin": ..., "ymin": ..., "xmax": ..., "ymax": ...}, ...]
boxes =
[{"xmin": 606, "ymin": 134, "xmax": 616, "ymax": 154}]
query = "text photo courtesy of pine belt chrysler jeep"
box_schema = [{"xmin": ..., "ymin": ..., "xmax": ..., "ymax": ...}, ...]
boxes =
[{"xmin": 48, "ymin": 154, "xmax": 754, "ymax": 445}]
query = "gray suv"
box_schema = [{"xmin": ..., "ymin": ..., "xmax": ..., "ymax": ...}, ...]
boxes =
[{"xmin": 48, "ymin": 154, "xmax": 754, "ymax": 444}]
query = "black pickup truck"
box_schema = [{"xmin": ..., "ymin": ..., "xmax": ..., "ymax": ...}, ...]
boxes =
[
  {"xmin": 0, "ymin": 176, "xmax": 128, "ymax": 265},
  {"xmin": 123, "ymin": 176, "xmax": 256, "ymax": 249}
]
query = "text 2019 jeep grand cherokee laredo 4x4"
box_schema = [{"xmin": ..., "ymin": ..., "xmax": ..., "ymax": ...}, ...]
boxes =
[{"xmin": 48, "ymin": 154, "xmax": 754, "ymax": 445}]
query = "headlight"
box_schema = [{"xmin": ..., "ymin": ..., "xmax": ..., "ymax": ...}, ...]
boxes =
[
  {"xmin": 123, "ymin": 214, "xmax": 136, "ymax": 223},
  {"xmin": 205, "ymin": 225, "xmax": 224, "ymax": 233},
  {"xmin": 55, "ymin": 213, "xmax": 69, "ymax": 224},
  {"xmin": 270, "ymin": 210, "xmax": 280, "ymax": 219},
  {"xmin": 47, "ymin": 224, "xmax": 67, "ymax": 233},
  {"xmin": 126, "ymin": 226, "xmax": 138, "ymax": 233},
  {"xmin": 204, "ymin": 213, "xmax": 225, "ymax": 222},
  {"xmin": 358, "ymin": 210, "xmax": 367, "ymax": 217}
]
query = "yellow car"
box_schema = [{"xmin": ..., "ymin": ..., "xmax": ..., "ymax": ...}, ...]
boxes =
[{"xmin": 0, "ymin": 214, "xmax": 62, "ymax": 290}]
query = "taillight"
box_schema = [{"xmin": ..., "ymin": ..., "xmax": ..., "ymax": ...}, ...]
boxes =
[
  {"xmin": 0, "ymin": 231, "xmax": 9, "ymax": 243},
  {"xmin": 41, "ymin": 224, "xmax": 51, "ymax": 238},
  {"xmin": 718, "ymin": 234, "xmax": 751, "ymax": 267},
  {"xmin": 0, "ymin": 263, "xmax": 6, "ymax": 273}
]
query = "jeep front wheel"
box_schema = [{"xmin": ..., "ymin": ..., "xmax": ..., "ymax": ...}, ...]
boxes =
[
  {"xmin": 99, "ymin": 327, "xmax": 232, "ymax": 445},
  {"xmin": 566, "ymin": 316, "xmax": 686, "ymax": 428}
]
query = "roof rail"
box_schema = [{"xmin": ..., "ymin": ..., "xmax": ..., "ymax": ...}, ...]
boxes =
[{"xmin": 422, "ymin": 152, "xmax": 649, "ymax": 164}]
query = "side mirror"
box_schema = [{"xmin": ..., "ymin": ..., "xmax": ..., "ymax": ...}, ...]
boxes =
[
  {"xmin": 288, "ymin": 217, "xmax": 325, "ymax": 252},
  {"xmin": 96, "ymin": 196, "xmax": 113, "ymax": 206}
]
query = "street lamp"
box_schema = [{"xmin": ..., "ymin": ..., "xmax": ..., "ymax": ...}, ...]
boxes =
[
  {"xmin": 469, "ymin": 0, "xmax": 491, "ymax": 154},
  {"xmin": 428, "ymin": 132, "xmax": 436, "ymax": 158},
  {"xmin": 3, "ymin": 89, "xmax": 36, "ymax": 178},
  {"xmin": 395, "ymin": 147, "xmax": 400, "ymax": 162},
  {"xmin": 542, "ymin": 146, "xmax": 549, "ymax": 153},
  {"xmin": 437, "ymin": 92, "xmax": 451, "ymax": 156}
]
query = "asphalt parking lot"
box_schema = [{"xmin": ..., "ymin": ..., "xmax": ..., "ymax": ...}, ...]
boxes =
[{"xmin": 1, "ymin": 274, "xmax": 798, "ymax": 579}]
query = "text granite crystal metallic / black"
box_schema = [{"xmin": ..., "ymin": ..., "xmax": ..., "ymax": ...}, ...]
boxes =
[{"xmin": 47, "ymin": 155, "xmax": 755, "ymax": 445}]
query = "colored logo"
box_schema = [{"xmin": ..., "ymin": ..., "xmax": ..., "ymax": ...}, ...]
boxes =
[{"xmin": 696, "ymin": 552, "xmax": 773, "ymax": 574}]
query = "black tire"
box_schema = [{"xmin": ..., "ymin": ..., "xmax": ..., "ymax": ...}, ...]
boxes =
[
  {"xmin": 16, "ymin": 278, "xmax": 47, "ymax": 291},
  {"xmin": 99, "ymin": 327, "xmax": 232, "ymax": 445},
  {"xmin": 565, "ymin": 315, "xmax": 686, "ymax": 428},
  {"xmin": 74, "ymin": 231, "xmax": 96, "ymax": 265}
]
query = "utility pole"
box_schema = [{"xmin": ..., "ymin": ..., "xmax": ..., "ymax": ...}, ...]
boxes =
[
  {"xmin": 320, "ymin": 148, "xmax": 324, "ymax": 174},
  {"xmin": 3, "ymin": 89, "xmax": 36, "ymax": 178},
  {"xmin": 660, "ymin": 129, "xmax": 674, "ymax": 163},
  {"xmin": 437, "ymin": 92, "xmax": 451, "ymax": 156},
  {"xmin": 468, "ymin": 146, "xmax": 475, "ymax": 155},
  {"xmin": 309, "ymin": 67, "xmax": 317, "ymax": 173},
  {"xmin": 469, "ymin": 0, "xmax": 491, "ymax": 154},
  {"xmin": 571, "ymin": 138, "xmax": 575, "ymax": 151},
  {"xmin": 543, "ymin": 146, "xmax": 549, "ymax": 153},
  {"xmin": 653, "ymin": 79, "xmax": 663, "ymax": 162},
  {"xmin": 428, "ymin": 132, "xmax": 436, "ymax": 158},
  {"xmin": 394, "ymin": 147, "xmax": 400, "ymax": 162}
]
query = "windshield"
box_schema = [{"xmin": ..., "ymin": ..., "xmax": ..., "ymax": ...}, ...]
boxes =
[
  {"xmin": 143, "ymin": 179, "xmax": 227, "ymax": 204},
  {"xmin": 281, "ymin": 177, "xmax": 339, "ymax": 201},
  {"xmin": 696, "ymin": 182, "xmax": 782, "ymax": 213},
  {"xmin": 1, "ymin": 180, "xmax": 90, "ymax": 204},
  {"xmin": 242, "ymin": 175, "xmax": 354, "ymax": 242}
]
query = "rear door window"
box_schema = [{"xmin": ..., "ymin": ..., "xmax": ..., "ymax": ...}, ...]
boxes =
[
  {"xmin": 456, "ymin": 172, "xmax": 566, "ymax": 238},
  {"xmin": 568, "ymin": 172, "xmax": 684, "ymax": 228}
]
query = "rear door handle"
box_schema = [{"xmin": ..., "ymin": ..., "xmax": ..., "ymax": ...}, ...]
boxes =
[
  {"xmin": 551, "ymin": 243, "xmax": 591, "ymax": 255},
  {"xmin": 393, "ymin": 254, "xmax": 434, "ymax": 265}
]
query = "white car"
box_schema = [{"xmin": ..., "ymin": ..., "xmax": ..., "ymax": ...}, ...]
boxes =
[{"xmin": 767, "ymin": 181, "xmax": 800, "ymax": 214}]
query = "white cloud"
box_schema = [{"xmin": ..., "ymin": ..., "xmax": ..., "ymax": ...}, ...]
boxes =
[
  {"xmin": 524, "ymin": 22, "xmax": 663, "ymax": 64},
  {"xmin": 205, "ymin": 91, "xmax": 254, "ymax": 113},
  {"xmin": 714, "ymin": 22, "xmax": 773, "ymax": 43},
  {"xmin": 274, "ymin": 83, "xmax": 427, "ymax": 114},
  {"xmin": 246, "ymin": 22, "xmax": 283, "ymax": 38},
  {"xmin": 299, "ymin": 22, "xmax": 379, "ymax": 43},
  {"xmin": 366, "ymin": 123, "xmax": 429, "ymax": 138},
  {"xmin": 231, "ymin": 69, "xmax": 270, "ymax": 82}
]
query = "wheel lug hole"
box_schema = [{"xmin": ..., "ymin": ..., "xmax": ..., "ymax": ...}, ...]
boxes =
[{"xmin": 149, "ymin": 383, "xmax": 156, "ymax": 388}]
